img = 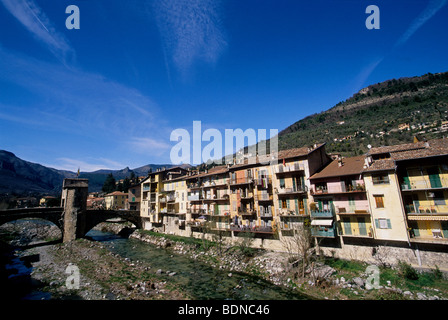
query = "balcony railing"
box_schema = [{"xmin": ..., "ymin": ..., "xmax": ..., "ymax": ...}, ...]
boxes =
[
  {"xmin": 187, "ymin": 208, "xmax": 207, "ymax": 214},
  {"xmin": 275, "ymin": 163, "xmax": 304, "ymax": 174},
  {"xmin": 276, "ymin": 186, "xmax": 308, "ymax": 195},
  {"xmin": 336, "ymin": 205, "xmax": 370, "ymax": 214},
  {"xmin": 230, "ymin": 225, "xmax": 274, "ymax": 234},
  {"xmin": 401, "ymin": 177, "xmax": 448, "ymax": 191},
  {"xmin": 230, "ymin": 177, "xmax": 254, "ymax": 185},
  {"xmin": 310, "ymin": 209, "xmax": 334, "ymax": 218},
  {"xmin": 277, "ymin": 208, "xmax": 307, "ymax": 216},
  {"xmin": 311, "ymin": 183, "xmax": 365, "ymax": 195},
  {"xmin": 254, "ymin": 193, "xmax": 273, "ymax": 201},
  {"xmin": 238, "ymin": 208, "xmax": 256, "ymax": 215},
  {"xmin": 311, "ymin": 226, "xmax": 337, "ymax": 238},
  {"xmin": 187, "ymin": 194, "xmax": 201, "ymax": 201},
  {"xmin": 405, "ymin": 204, "xmax": 448, "ymax": 215}
]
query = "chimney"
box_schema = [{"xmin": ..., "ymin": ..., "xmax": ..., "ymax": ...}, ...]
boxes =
[{"xmin": 338, "ymin": 154, "xmax": 343, "ymax": 167}]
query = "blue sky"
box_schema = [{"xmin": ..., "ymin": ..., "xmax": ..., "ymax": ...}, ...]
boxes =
[{"xmin": 0, "ymin": 0, "xmax": 447, "ymax": 171}]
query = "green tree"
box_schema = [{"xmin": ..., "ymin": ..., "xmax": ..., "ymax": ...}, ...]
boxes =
[
  {"xmin": 102, "ymin": 173, "xmax": 116, "ymax": 193},
  {"xmin": 122, "ymin": 177, "xmax": 131, "ymax": 193}
]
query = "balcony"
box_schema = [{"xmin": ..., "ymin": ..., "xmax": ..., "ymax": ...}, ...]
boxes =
[
  {"xmin": 276, "ymin": 186, "xmax": 308, "ymax": 195},
  {"xmin": 336, "ymin": 205, "xmax": 370, "ymax": 215},
  {"xmin": 310, "ymin": 209, "xmax": 334, "ymax": 218},
  {"xmin": 230, "ymin": 177, "xmax": 254, "ymax": 185},
  {"xmin": 405, "ymin": 204, "xmax": 448, "ymax": 215},
  {"xmin": 187, "ymin": 208, "xmax": 208, "ymax": 215},
  {"xmin": 275, "ymin": 163, "xmax": 304, "ymax": 174},
  {"xmin": 310, "ymin": 220, "xmax": 337, "ymax": 238},
  {"xmin": 277, "ymin": 208, "xmax": 307, "ymax": 216},
  {"xmin": 401, "ymin": 177, "xmax": 448, "ymax": 191},
  {"xmin": 187, "ymin": 194, "xmax": 201, "ymax": 201},
  {"xmin": 230, "ymin": 225, "xmax": 274, "ymax": 234},
  {"xmin": 254, "ymin": 193, "xmax": 273, "ymax": 201},
  {"xmin": 237, "ymin": 208, "xmax": 256, "ymax": 216},
  {"xmin": 311, "ymin": 183, "xmax": 365, "ymax": 195}
]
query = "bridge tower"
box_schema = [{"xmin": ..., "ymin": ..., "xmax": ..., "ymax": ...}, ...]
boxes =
[{"xmin": 61, "ymin": 178, "xmax": 89, "ymax": 242}]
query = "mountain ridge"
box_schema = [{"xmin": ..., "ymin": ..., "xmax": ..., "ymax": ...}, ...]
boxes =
[
  {"xmin": 0, "ymin": 150, "xmax": 178, "ymax": 196},
  {"xmin": 2, "ymin": 70, "xmax": 448, "ymax": 196}
]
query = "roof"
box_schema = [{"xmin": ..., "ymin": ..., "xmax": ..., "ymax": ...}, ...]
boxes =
[
  {"xmin": 229, "ymin": 143, "xmax": 326, "ymax": 170},
  {"xmin": 390, "ymin": 138, "xmax": 448, "ymax": 161},
  {"xmin": 368, "ymin": 142, "xmax": 426, "ymax": 155},
  {"xmin": 105, "ymin": 191, "xmax": 128, "ymax": 196},
  {"xmin": 363, "ymin": 159, "xmax": 396, "ymax": 173},
  {"xmin": 364, "ymin": 138, "xmax": 448, "ymax": 172},
  {"xmin": 310, "ymin": 155, "xmax": 366, "ymax": 179},
  {"xmin": 185, "ymin": 165, "xmax": 229, "ymax": 180}
]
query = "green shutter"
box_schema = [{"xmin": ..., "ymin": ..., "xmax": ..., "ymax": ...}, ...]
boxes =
[
  {"xmin": 375, "ymin": 219, "xmax": 379, "ymax": 228},
  {"xmin": 403, "ymin": 175, "xmax": 411, "ymax": 189},
  {"xmin": 343, "ymin": 218, "xmax": 352, "ymax": 235},
  {"xmin": 357, "ymin": 217, "xmax": 367, "ymax": 235},
  {"xmin": 387, "ymin": 219, "xmax": 392, "ymax": 229},
  {"xmin": 413, "ymin": 223, "xmax": 420, "ymax": 237},
  {"xmin": 428, "ymin": 167, "xmax": 442, "ymax": 188},
  {"xmin": 286, "ymin": 199, "xmax": 290, "ymax": 209},
  {"xmin": 294, "ymin": 199, "xmax": 299, "ymax": 214},
  {"xmin": 441, "ymin": 221, "xmax": 448, "ymax": 239}
]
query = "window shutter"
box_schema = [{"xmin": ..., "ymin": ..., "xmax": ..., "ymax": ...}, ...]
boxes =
[
  {"xmin": 375, "ymin": 219, "xmax": 379, "ymax": 228},
  {"xmin": 387, "ymin": 219, "xmax": 392, "ymax": 229}
]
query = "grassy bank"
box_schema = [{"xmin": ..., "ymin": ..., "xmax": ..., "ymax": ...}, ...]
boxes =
[{"xmin": 134, "ymin": 229, "xmax": 448, "ymax": 300}]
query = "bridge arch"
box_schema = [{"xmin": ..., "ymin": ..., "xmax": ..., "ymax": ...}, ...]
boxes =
[
  {"xmin": 0, "ymin": 208, "xmax": 64, "ymax": 234},
  {"xmin": 80, "ymin": 210, "xmax": 142, "ymax": 238}
]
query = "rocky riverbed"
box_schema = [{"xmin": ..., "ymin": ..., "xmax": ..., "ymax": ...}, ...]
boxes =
[{"xmin": 1, "ymin": 221, "xmax": 447, "ymax": 300}]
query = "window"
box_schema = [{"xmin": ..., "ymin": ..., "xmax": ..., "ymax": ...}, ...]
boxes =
[
  {"xmin": 376, "ymin": 218, "xmax": 391, "ymax": 229},
  {"xmin": 374, "ymin": 195, "xmax": 384, "ymax": 208},
  {"xmin": 372, "ymin": 174, "xmax": 390, "ymax": 184}
]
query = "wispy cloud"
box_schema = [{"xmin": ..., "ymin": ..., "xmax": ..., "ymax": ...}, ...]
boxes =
[
  {"xmin": 0, "ymin": 0, "xmax": 75, "ymax": 63},
  {"xmin": 0, "ymin": 47, "xmax": 159, "ymax": 139},
  {"xmin": 129, "ymin": 137, "xmax": 171, "ymax": 156},
  {"xmin": 352, "ymin": 0, "xmax": 447, "ymax": 92},
  {"xmin": 394, "ymin": 0, "xmax": 447, "ymax": 49},
  {"xmin": 153, "ymin": 0, "xmax": 227, "ymax": 78},
  {"xmin": 50, "ymin": 157, "xmax": 126, "ymax": 172}
]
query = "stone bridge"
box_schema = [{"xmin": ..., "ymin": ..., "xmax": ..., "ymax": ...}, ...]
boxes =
[{"xmin": 0, "ymin": 178, "xmax": 143, "ymax": 242}]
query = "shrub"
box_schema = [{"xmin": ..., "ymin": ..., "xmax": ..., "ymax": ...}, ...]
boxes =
[{"xmin": 397, "ymin": 260, "xmax": 419, "ymax": 280}]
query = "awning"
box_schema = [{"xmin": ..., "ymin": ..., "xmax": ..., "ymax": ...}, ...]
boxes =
[
  {"xmin": 311, "ymin": 219, "xmax": 333, "ymax": 226},
  {"xmin": 408, "ymin": 215, "xmax": 448, "ymax": 221}
]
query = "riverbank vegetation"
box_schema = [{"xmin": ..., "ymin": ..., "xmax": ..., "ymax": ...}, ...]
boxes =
[
  {"xmin": 132, "ymin": 227, "xmax": 448, "ymax": 300},
  {"xmin": 1, "ymin": 220, "xmax": 448, "ymax": 300}
]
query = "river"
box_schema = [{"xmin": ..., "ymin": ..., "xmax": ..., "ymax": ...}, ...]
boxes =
[
  {"xmin": 1, "ymin": 221, "xmax": 309, "ymax": 300},
  {"xmin": 86, "ymin": 229, "xmax": 309, "ymax": 300}
]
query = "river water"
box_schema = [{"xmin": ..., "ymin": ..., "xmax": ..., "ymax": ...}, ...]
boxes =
[
  {"xmin": 2, "ymin": 223, "xmax": 309, "ymax": 300},
  {"xmin": 86, "ymin": 229, "xmax": 309, "ymax": 300}
]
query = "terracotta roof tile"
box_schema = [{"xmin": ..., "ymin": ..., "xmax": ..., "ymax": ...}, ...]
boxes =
[
  {"xmin": 363, "ymin": 159, "xmax": 396, "ymax": 172},
  {"xmin": 368, "ymin": 142, "xmax": 426, "ymax": 155},
  {"xmin": 310, "ymin": 155, "xmax": 366, "ymax": 179}
]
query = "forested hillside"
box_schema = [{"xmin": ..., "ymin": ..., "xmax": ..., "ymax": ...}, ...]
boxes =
[{"xmin": 279, "ymin": 71, "xmax": 448, "ymax": 156}]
